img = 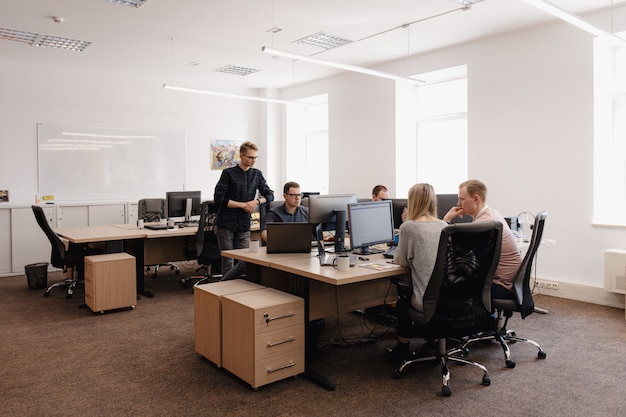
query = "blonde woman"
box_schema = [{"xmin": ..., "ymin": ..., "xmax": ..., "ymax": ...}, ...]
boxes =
[{"xmin": 387, "ymin": 183, "xmax": 447, "ymax": 365}]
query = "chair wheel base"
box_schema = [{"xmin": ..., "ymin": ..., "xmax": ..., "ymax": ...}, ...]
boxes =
[
  {"xmin": 538, "ymin": 351, "xmax": 547, "ymax": 359},
  {"xmin": 506, "ymin": 360, "xmax": 516, "ymax": 368},
  {"xmin": 442, "ymin": 386, "xmax": 451, "ymax": 397},
  {"xmin": 482, "ymin": 375, "xmax": 491, "ymax": 386}
]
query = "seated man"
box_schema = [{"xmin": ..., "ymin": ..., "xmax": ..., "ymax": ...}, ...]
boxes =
[
  {"xmin": 443, "ymin": 178, "xmax": 521, "ymax": 300},
  {"xmin": 260, "ymin": 181, "xmax": 309, "ymax": 243},
  {"xmin": 371, "ymin": 184, "xmax": 389, "ymax": 201}
]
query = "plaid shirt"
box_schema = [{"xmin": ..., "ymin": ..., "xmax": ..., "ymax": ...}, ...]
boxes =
[{"xmin": 214, "ymin": 165, "xmax": 274, "ymax": 232}]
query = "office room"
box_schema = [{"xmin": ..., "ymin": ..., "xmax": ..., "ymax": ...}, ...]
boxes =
[{"xmin": 1, "ymin": 1, "xmax": 626, "ymax": 416}]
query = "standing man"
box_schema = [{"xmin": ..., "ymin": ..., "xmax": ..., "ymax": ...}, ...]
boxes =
[
  {"xmin": 214, "ymin": 141, "xmax": 274, "ymax": 280},
  {"xmin": 443, "ymin": 179, "xmax": 521, "ymax": 299},
  {"xmin": 260, "ymin": 181, "xmax": 309, "ymax": 243},
  {"xmin": 372, "ymin": 184, "xmax": 389, "ymax": 201}
]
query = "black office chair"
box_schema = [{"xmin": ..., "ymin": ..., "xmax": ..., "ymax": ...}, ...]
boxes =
[
  {"xmin": 31, "ymin": 205, "xmax": 88, "ymax": 299},
  {"xmin": 390, "ymin": 221, "xmax": 502, "ymax": 397},
  {"xmin": 183, "ymin": 200, "xmax": 222, "ymax": 286},
  {"xmin": 462, "ymin": 211, "xmax": 548, "ymax": 368},
  {"xmin": 137, "ymin": 198, "xmax": 180, "ymax": 277}
]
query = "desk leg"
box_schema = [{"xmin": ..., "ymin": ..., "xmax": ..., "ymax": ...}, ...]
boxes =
[
  {"xmin": 302, "ymin": 276, "xmax": 336, "ymax": 391},
  {"xmin": 128, "ymin": 239, "xmax": 153, "ymax": 298}
]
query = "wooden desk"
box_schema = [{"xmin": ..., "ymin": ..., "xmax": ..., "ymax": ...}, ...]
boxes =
[
  {"xmin": 221, "ymin": 247, "xmax": 408, "ymax": 390},
  {"xmin": 55, "ymin": 224, "xmax": 198, "ymax": 297}
]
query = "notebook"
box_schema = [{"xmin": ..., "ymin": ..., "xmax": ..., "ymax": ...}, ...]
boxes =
[
  {"xmin": 265, "ymin": 222, "xmax": 313, "ymax": 254},
  {"xmin": 315, "ymin": 224, "xmax": 356, "ymax": 267}
]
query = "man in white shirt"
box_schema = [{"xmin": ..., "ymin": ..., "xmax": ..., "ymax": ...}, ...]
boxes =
[{"xmin": 443, "ymin": 179, "xmax": 521, "ymax": 299}]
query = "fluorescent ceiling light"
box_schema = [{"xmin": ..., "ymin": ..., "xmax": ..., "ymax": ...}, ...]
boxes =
[
  {"xmin": 262, "ymin": 46, "xmax": 424, "ymax": 84},
  {"xmin": 524, "ymin": 0, "xmax": 626, "ymax": 48},
  {"xmin": 0, "ymin": 27, "xmax": 91, "ymax": 51},
  {"xmin": 105, "ymin": 0, "xmax": 149, "ymax": 8},
  {"xmin": 294, "ymin": 32, "xmax": 353, "ymax": 50},
  {"xmin": 162, "ymin": 84, "xmax": 308, "ymax": 106}
]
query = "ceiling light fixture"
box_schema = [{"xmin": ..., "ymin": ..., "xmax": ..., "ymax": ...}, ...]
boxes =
[
  {"xmin": 162, "ymin": 84, "xmax": 308, "ymax": 106},
  {"xmin": 105, "ymin": 0, "xmax": 149, "ymax": 8},
  {"xmin": 524, "ymin": 0, "xmax": 626, "ymax": 48},
  {"xmin": 0, "ymin": 27, "xmax": 91, "ymax": 51},
  {"xmin": 261, "ymin": 46, "xmax": 424, "ymax": 84}
]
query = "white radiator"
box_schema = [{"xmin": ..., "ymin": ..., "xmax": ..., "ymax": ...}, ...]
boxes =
[{"xmin": 604, "ymin": 249, "xmax": 626, "ymax": 294}]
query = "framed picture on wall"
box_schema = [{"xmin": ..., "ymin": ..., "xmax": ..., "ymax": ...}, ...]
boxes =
[
  {"xmin": 0, "ymin": 190, "xmax": 9, "ymax": 203},
  {"xmin": 211, "ymin": 139, "xmax": 243, "ymax": 170}
]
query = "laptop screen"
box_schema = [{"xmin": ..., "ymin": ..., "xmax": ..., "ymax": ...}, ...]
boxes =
[{"xmin": 266, "ymin": 223, "xmax": 313, "ymax": 254}]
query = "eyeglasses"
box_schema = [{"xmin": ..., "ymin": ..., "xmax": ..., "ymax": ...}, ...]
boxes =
[
  {"xmin": 286, "ymin": 193, "xmax": 302, "ymax": 199},
  {"xmin": 242, "ymin": 154, "xmax": 259, "ymax": 161}
]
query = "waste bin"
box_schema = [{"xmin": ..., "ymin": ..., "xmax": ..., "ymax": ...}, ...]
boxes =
[{"xmin": 25, "ymin": 262, "xmax": 49, "ymax": 289}]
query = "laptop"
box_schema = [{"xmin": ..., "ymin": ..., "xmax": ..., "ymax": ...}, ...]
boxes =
[
  {"xmin": 315, "ymin": 224, "xmax": 356, "ymax": 267},
  {"xmin": 144, "ymin": 223, "xmax": 169, "ymax": 230},
  {"xmin": 265, "ymin": 222, "xmax": 313, "ymax": 254}
]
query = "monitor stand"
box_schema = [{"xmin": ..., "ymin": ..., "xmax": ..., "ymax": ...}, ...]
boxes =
[{"xmin": 334, "ymin": 209, "xmax": 347, "ymax": 253}]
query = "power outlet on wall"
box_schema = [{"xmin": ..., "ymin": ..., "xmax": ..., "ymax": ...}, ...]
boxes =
[{"xmin": 536, "ymin": 280, "xmax": 559, "ymax": 290}]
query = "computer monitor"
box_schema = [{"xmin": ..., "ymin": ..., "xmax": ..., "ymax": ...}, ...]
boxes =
[
  {"xmin": 347, "ymin": 200, "xmax": 394, "ymax": 255},
  {"xmin": 436, "ymin": 194, "xmax": 472, "ymax": 223},
  {"xmin": 391, "ymin": 195, "xmax": 471, "ymax": 228},
  {"xmin": 391, "ymin": 198, "xmax": 407, "ymax": 230},
  {"xmin": 166, "ymin": 191, "xmax": 201, "ymax": 222},
  {"xmin": 308, "ymin": 193, "xmax": 358, "ymax": 252}
]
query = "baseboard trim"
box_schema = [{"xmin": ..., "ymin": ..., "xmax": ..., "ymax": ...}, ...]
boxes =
[{"xmin": 535, "ymin": 279, "xmax": 625, "ymax": 309}]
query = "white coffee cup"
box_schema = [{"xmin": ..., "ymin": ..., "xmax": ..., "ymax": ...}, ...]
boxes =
[
  {"xmin": 137, "ymin": 219, "xmax": 144, "ymax": 229},
  {"xmin": 333, "ymin": 255, "xmax": 350, "ymax": 271},
  {"xmin": 167, "ymin": 219, "xmax": 175, "ymax": 228},
  {"xmin": 159, "ymin": 218, "xmax": 167, "ymax": 226},
  {"xmin": 249, "ymin": 239, "xmax": 259, "ymax": 253}
]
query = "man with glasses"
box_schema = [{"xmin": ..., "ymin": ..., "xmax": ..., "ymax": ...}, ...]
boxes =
[
  {"xmin": 260, "ymin": 181, "xmax": 309, "ymax": 243},
  {"xmin": 214, "ymin": 141, "xmax": 274, "ymax": 280}
]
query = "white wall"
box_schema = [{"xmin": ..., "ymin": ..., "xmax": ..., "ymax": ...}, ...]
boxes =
[
  {"xmin": 0, "ymin": 56, "xmax": 264, "ymax": 206},
  {"xmin": 273, "ymin": 10, "xmax": 626, "ymax": 295}
]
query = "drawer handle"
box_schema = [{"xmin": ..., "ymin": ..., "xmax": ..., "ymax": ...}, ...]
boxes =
[
  {"xmin": 267, "ymin": 337, "xmax": 296, "ymax": 348},
  {"xmin": 264, "ymin": 312, "xmax": 295, "ymax": 324},
  {"xmin": 267, "ymin": 361, "xmax": 295, "ymax": 374}
]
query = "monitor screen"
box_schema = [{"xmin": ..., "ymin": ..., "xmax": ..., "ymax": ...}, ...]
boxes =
[
  {"xmin": 391, "ymin": 198, "xmax": 407, "ymax": 229},
  {"xmin": 308, "ymin": 194, "xmax": 358, "ymax": 224},
  {"xmin": 391, "ymin": 195, "xmax": 471, "ymax": 228},
  {"xmin": 348, "ymin": 200, "xmax": 394, "ymax": 254},
  {"xmin": 308, "ymin": 194, "xmax": 357, "ymax": 253},
  {"xmin": 436, "ymin": 194, "xmax": 472, "ymax": 223},
  {"xmin": 166, "ymin": 190, "xmax": 201, "ymax": 220}
]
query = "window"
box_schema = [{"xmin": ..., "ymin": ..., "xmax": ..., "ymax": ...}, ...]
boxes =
[
  {"xmin": 396, "ymin": 66, "xmax": 468, "ymax": 196},
  {"xmin": 594, "ymin": 37, "xmax": 626, "ymax": 226},
  {"xmin": 286, "ymin": 94, "xmax": 329, "ymax": 194}
]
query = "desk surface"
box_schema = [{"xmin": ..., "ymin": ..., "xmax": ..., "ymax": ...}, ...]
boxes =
[
  {"xmin": 56, "ymin": 224, "xmax": 197, "ymax": 243},
  {"xmin": 221, "ymin": 247, "xmax": 407, "ymax": 286}
]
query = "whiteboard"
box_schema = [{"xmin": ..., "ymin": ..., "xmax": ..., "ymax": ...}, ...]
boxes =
[{"xmin": 37, "ymin": 124, "xmax": 186, "ymax": 201}]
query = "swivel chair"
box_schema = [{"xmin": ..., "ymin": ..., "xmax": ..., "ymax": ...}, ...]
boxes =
[
  {"xmin": 462, "ymin": 211, "xmax": 548, "ymax": 368},
  {"xmin": 31, "ymin": 205, "xmax": 87, "ymax": 299},
  {"xmin": 184, "ymin": 200, "xmax": 222, "ymax": 286},
  {"xmin": 390, "ymin": 221, "xmax": 502, "ymax": 397},
  {"xmin": 137, "ymin": 198, "xmax": 180, "ymax": 277}
]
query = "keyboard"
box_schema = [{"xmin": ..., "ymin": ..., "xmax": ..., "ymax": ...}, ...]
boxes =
[{"xmin": 177, "ymin": 221, "xmax": 199, "ymax": 227}]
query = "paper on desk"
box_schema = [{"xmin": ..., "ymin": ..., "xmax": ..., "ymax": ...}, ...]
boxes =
[{"xmin": 359, "ymin": 262, "xmax": 398, "ymax": 270}]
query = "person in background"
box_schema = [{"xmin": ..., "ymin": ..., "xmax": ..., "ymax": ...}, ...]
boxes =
[
  {"xmin": 443, "ymin": 178, "xmax": 521, "ymax": 300},
  {"xmin": 260, "ymin": 181, "xmax": 309, "ymax": 243},
  {"xmin": 372, "ymin": 185, "xmax": 389, "ymax": 201},
  {"xmin": 386, "ymin": 183, "xmax": 447, "ymax": 365},
  {"xmin": 214, "ymin": 141, "xmax": 274, "ymax": 281}
]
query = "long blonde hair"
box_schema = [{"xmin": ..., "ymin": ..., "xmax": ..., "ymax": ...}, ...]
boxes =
[{"xmin": 406, "ymin": 183, "xmax": 438, "ymax": 221}]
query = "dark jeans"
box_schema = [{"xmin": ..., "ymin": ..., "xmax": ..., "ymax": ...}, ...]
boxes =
[{"xmin": 214, "ymin": 226, "xmax": 250, "ymax": 276}]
